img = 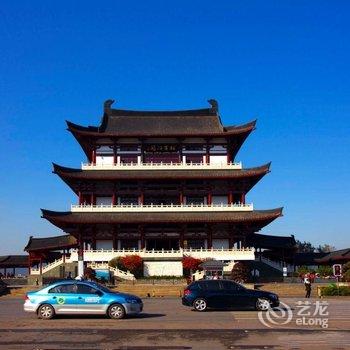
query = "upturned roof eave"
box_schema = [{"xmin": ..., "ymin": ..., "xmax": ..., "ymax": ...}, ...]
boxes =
[
  {"xmin": 65, "ymin": 119, "xmax": 256, "ymax": 138},
  {"xmin": 41, "ymin": 208, "xmax": 283, "ymax": 227}
]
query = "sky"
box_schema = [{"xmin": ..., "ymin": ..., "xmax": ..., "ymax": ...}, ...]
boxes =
[{"xmin": 0, "ymin": 1, "xmax": 349, "ymax": 254}]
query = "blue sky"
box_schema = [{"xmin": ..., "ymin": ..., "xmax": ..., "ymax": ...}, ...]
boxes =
[{"xmin": 0, "ymin": 1, "xmax": 349, "ymax": 254}]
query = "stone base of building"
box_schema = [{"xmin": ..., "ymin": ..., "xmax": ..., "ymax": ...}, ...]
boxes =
[{"xmin": 143, "ymin": 261, "xmax": 183, "ymax": 277}]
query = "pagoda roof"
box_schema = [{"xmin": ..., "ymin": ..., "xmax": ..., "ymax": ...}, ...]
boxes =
[
  {"xmin": 293, "ymin": 252, "xmax": 328, "ymax": 266},
  {"xmin": 0, "ymin": 255, "xmax": 29, "ymax": 268},
  {"xmin": 314, "ymin": 248, "xmax": 350, "ymax": 264},
  {"xmin": 246, "ymin": 233, "xmax": 296, "ymax": 250},
  {"xmin": 66, "ymin": 100, "xmax": 256, "ymax": 160},
  {"xmin": 41, "ymin": 208, "xmax": 282, "ymax": 231},
  {"xmin": 24, "ymin": 234, "xmax": 78, "ymax": 252},
  {"xmin": 52, "ymin": 163, "xmax": 270, "ymax": 190},
  {"xmin": 66, "ymin": 99, "xmax": 256, "ymax": 137}
]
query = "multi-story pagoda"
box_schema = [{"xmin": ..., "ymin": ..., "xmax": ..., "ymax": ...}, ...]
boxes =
[{"xmin": 41, "ymin": 99, "xmax": 283, "ymax": 276}]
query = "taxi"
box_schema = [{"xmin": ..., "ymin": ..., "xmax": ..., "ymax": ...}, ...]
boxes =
[{"xmin": 24, "ymin": 280, "xmax": 143, "ymax": 319}]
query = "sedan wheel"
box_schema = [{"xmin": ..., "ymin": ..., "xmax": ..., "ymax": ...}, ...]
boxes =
[
  {"xmin": 193, "ymin": 298, "xmax": 207, "ymax": 312},
  {"xmin": 38, "ymin": 304, "xmax": 55, "ymax": 320},
  {"xmin": 256, "ymin": 298, "xmax": 271, "ymax": 311},
  {"xmin": 108, "ymin": 304, "xmax": 125, "ymax": 319}
]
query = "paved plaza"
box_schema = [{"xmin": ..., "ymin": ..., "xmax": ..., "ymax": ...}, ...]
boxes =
[{"xmin": 0, "ymin": 297, "xmax": 349, "ymax": 349}]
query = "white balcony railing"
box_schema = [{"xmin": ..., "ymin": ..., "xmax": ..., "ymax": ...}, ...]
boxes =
[
  {"xmin": 82, "ymin": 161, "xmax": 242, "ymax": 171},
  {"xmin": 69, "ymin": 247, "xmax": 255, "ymax": 263},
  {"xmin": 71, "ymin": 203, "xmax": 254, "ymax": 212}
]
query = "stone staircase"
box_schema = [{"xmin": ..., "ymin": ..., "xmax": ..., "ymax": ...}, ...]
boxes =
[
  {"xmin": 247, "ymin": 260, "xmax": 284, "ymax": 282},
  {"xmin": 88, "ymin": 263, "xmax": 135, "ymax": 281}
]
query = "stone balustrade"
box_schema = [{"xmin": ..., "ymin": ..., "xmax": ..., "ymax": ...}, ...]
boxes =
[
  {"xmin": 82, "ymin": 161, "xmax": 242, "ymax": 171},
  {"xmin": 67, "ymin": 247, "xmax": 255, "ymax": 263},
  {"xmin": 71, "ymin": 203, "xmax": 254, "ymax": 212}
]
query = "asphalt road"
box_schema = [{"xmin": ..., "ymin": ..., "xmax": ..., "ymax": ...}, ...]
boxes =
[{"xmin": 0, "ymin": 297, "xmax": 349, "ymax": 349}]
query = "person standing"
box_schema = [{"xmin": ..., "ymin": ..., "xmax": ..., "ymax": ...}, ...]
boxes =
[{"xmin": 304, "ymin": 277, "xmax": 311, "ymax": 298}]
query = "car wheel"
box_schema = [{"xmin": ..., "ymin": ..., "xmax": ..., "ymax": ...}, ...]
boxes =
[
  {"xmin": 108, "ymin": 303, "xmax": 125, "ymax": 319},
  {"xmin": 256, "ymin": 298, "xmax": 271, "ymax": 311},
  {"xmin": 193, "ymin": 298, "xmax": 207, "ymax": 312},
  {"xmin": 38, "ymin": 304, "xmax": 55, "ymax": 320}
]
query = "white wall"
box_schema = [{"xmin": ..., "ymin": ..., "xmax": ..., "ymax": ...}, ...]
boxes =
[
  {"xmin": 210, "ymin": 155, "xmax": 227, "ymax": 165},
  {"xmin": 212, "ymin": 196, "xmax": 228, "ymax": 205},
  {"xmin": 96, "ymin": 240, "xmax": 113, "ymax": 250},
  {"xmin": 96, "ymin": 197, "xmax": 113, "ymax": 205},
  {"xmin": 143, "ymin": 261, "xmax": 183, "ymax": 276},
  {"xmin": 96, "ymin": 156, "xmax": 114, "ymax": 165},
  {"xmin": 212, "ymin": 239, "xmax": 229, "ymax": 249}
]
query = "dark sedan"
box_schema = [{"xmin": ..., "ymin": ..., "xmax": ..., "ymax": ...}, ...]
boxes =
[{"xmin": 182, "ymin": 280, "xmax": 279, "ymax": 311}]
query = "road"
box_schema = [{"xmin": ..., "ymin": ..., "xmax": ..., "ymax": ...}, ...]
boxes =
[{"xmin": 0, "ymin": 297, "xmax": 349, "ymax": 349}]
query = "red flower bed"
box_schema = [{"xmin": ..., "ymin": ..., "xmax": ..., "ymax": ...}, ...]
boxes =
[
  {"xmin": 120, "ymin": 255, "xmax": 143, "ymax": 273},
  {"xmin": 182, "ymin": 256, "xmax": 202, "ymax": 271}
]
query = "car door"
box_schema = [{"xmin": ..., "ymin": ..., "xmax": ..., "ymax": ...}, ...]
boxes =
[
  {"xmin": 76, "ymin": 283, "xmax": 105, "ymax": 314},
  {"xmin": 48, "ymin": 283, "xmax": 80, "ymax": 313},
  {"xmin": 201, "ymin": 280, "xmax": 226, "ymax": 308},
  {"xmin": 222, "ymin": 281, "xmax": 251, "ymax": 309}
]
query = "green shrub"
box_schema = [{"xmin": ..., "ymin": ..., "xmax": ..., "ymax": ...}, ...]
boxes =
[
  {"xmin": 230, "ymin": 262, "xmax": 250, "ymax": 283},
  {"xmin": 108, "ymin": 257, "xmax": 123, "ymax": 270},
  {"xmin": 296, "ymin": 266, "xmax": 311, "ymax": 276},
  {"xmin": 316, "ymin": 265, "xmax": 333, "ymax": 277},
  {"xmin": 321, "ymin": 284, "xmax": 350, "ymax": 296},
  {"xmin": 343, "ymin": 269, "xmax": 350, "ymax": 282}
]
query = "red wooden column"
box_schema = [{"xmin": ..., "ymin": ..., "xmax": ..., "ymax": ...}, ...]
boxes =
[
  {"xmin": 91, "ymin": 228, "xmax": 97, "ymax": 250},
  {"xmin": 228, "ymin": 190, "xmax": 233, "ymax": 205},
  {"xmin": 39, "ymin": 258, "xmax": 43, "ymax": 275},
  {"xmin": 77, "ymin": 231, "xmax": 84, "ymax": 277},
  {"xmin": 205, "ymin": 141, "xmax": 210, "ymax": 165},
  {"xmin": 179, "ymin": 190, "xmax": 184, "ymax": 205},
  {"xmin": 207, "ymin": 225, "xmax": 213, "ymax": 249},
  {"xmin": 139, "ymin": 225, "xmax": 145, "ymax": 249},
  {"xmin": 139, "ymin": 187, "xmax": 144, "ymax": 205},
  {"xmin": 91, "ymin": 148, "xmax": 97, "ymax": 165},
  {"xmin": 78, "ymin": 191, "xmax": 83, "ymax": 205},
  {"xmin": 207, "ymin": 190, "xmax": 212, "ymax": 205},
  {"xmin": 113, "ymin": 226, "xmax": 118, "ymax": 250},
  {"xmin": 113, "ymin": 144, "xmax": 117, "ymax": 165},
  {"xmin": 179, "ymin": 225, "xmax": 186, "ymax": 249}
]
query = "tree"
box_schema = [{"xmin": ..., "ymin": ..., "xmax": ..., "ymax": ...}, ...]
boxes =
[
  {"xmin": 295, "ymin": 240, "xmax": 316, "ymax": 253},
  {"xmin": 84, "ymin": 267, "xmax": 96, "ymax": 281},
  {"xmin": 109, "ymin": 255, "xmax": 143, "ymax": 277},
  {"xmin": 120, "ymin": 255, "xmax": 143, "ymax": 275},
  {"xmin": 342, "ymin": 262, "xmax": 350, "ymax": 282},
  {"xmin": 182, "ymin": 256, "xmax": 202, "ymax": 276},
  {"xmin": 230, "ymin": 262, "xmax": 250, "ymax": 283},
  {"xmin": 317, "ymin": 244, "xmax": 336, "ymax": 253}
]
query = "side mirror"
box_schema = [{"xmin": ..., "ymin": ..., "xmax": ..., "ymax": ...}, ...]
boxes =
[{"xmin": 96, "ymin": 290, "xmax": 103, "ymax": 297}]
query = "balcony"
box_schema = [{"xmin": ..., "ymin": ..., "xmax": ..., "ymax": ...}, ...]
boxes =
[
  {"xmin": 71, "ymin": 203, "xmax": 254, "ymax": 212},
  {"xmin": 81, "ymin": 161, "xmax": 242, "ymax": 171},
  {"xmin": 67, "ymin": 247, "xmax": 255, "ymax": 262}
]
